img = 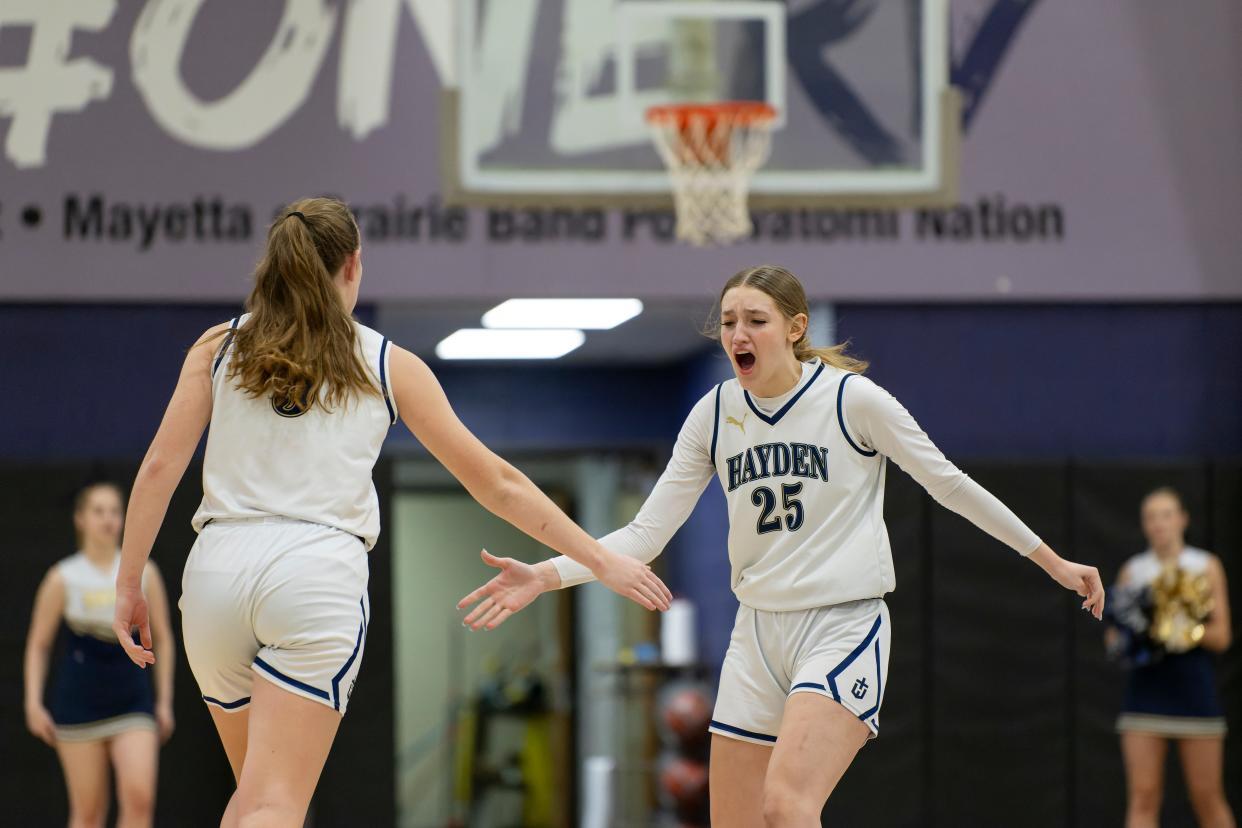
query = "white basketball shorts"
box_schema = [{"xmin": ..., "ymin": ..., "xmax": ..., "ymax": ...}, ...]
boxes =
[
  {"xmin": 710, "ymin": 597, "xmax": 890, "ymax": 745},
  {"xmin": 180, "ymin": 517, "xmax": 370, "ymax": 716}
]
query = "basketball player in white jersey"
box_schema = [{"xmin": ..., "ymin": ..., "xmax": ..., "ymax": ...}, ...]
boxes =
[
  {"xmin": 110, "ymin": 197, "xmax": 670, "ymax": 827},
  {"xmin": 25, "ymin": 482, "xmax": 174, "ymax": 828},
  {"xmin": 459, "ymin": 265, "xmax": 1106, "ymax": 827}
]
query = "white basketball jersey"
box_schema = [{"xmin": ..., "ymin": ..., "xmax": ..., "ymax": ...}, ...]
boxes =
[
  {"xmin": 191, "ymin": 315, "xmax": 396, "ymax": 549},
  {"xmin": 58, "ymin": 551, "xmax": 141, "ymax": 640},
  {"xmin": 711, "ymin": 360, "xmax": 896, "ymax": 610}
]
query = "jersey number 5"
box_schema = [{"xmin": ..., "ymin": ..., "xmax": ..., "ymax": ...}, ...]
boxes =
[{"xmin": 751, "ymin": 482, "xmax": 804, "ymax": 534}]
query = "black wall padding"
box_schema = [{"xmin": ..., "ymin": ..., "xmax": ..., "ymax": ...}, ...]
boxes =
[
  {"xmin": 1212, "ymin": 465, "xmax": 1242, "ymax": 827},
  {"xmin": 1, "ymin": 461, "xmax": 1236, "ymax": 827},
  {"xmin": 823, "ymin": 461, "xmax": 1239, "ymax": 828},
  {"xmin": 929, "ymin": 465, "xmax": 1071, "ymax": 827}
]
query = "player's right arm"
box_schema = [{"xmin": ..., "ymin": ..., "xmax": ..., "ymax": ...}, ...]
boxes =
[
  {"xmin": 458, "ymin": 388, "xmax": 718, "ymax": 629},
  {"xmin": 24, "ymin": 567, "xmax": 65, "ymax": 746},
  {"xmin": 388, "ymin": 345, "xmax": 671, "ymax": 615}
]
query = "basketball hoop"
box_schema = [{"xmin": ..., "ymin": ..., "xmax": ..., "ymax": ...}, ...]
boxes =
[{"xmin": 646, "ymin": 101, "xmax": 777, "ymax": 246}]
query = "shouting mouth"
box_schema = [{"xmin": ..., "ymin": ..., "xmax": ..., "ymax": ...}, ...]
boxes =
[{"xmin": 735, "ymin": 350, "xmax": 756, "ymax": 374}]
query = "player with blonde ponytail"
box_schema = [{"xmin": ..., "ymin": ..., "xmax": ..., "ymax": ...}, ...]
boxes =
[{"xmin": 461, "ymin": 263, "xmax": 1105, "ymax": 827}]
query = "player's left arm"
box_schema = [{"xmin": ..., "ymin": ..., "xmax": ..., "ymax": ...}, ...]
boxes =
[
  {"xmin": 113, "ymin": 325, "xmax": 220, "ymax": 667},
  {"xmin": 143, "ymin": 562, "xmax": 176, "ymax": 741},
  {"xmin": 842, "ymin": 374, "xmax": 1104, "ymax": 619},
  {"xmin": 1201, "ymin": 554, "xmax": 1232, "ymax": 652}
]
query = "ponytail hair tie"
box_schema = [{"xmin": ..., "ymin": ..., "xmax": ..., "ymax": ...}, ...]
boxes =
[{"xmin": 286, "ymin": 210, "xmax": 308, "ymax": 223}]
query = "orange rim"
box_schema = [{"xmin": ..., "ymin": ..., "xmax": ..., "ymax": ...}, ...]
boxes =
[{"xmin": 645, "ymin": 101, "xmax": 777, "ymax": 128}]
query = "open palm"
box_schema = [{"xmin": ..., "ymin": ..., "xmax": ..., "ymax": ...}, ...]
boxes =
[{"xmin": 458, "ymin": 550, "xmax": 545, "ymax": 630}]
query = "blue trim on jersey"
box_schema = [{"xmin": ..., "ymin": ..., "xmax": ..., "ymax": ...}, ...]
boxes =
[
  {"xmin": 743, "ymin": 362, "xmax": 826, "ymax": 426},
  {"xmin": 825, "ymin": 613, "xmax": 884, "ymax": 722},
  {"xmin": 379, "ymin": 338, "xmax": 396, "ymax": 424},
  {"xmin": 709, "ymin": 383, "xmax": 722, "ymax": 465},
  {"xmin": 791, "ymin": 682, "xmax": 826, "ymax": 693},
  {"xmin": 203, "ymin": 695, "xmax": 251, "ymax": 710},
  {"xmin": 253, "ymin": 656, "xmax": 330, "ymax": 701},
  {"xmin": 211, "ymin": 316, "xmax": 240, "ymax": 378},
  {"xmin": 836, "ymin": 373, "xmax": 878, "ymax": 457},
  {"xmin": 331, "ymin": 597, "xmax": 369, "ymax": 711},
  {"xmin": 709, "ymin": 719, "xmax": 778, "ymax": 743}
]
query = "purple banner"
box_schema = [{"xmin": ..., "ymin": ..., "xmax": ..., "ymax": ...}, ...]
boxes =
[{"xmin": 0, "ymin": 1, "xmax": 1239, "ymax": 301}]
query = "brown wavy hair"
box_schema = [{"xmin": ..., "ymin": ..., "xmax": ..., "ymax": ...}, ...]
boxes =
[
  {"xmin": 709, "ymin": 265, "xmax": 869, "ymax": 373},
  {"xmin": 224, "ymin": 197, "xmax": 378, "ymax": 413}
]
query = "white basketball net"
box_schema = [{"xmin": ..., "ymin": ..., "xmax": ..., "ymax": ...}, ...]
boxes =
[{"xmin": 647, "ymin": 104, "xmax": 776, "ymax": 246}]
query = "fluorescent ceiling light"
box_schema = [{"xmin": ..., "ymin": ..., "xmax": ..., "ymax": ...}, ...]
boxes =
[
  {"xmin": 482, "ymin": 298, "xmax": 643, "ymax": 330},
  {"xmin": 435, "ymin": 328, "xmax": 585, "ymax": 360}
]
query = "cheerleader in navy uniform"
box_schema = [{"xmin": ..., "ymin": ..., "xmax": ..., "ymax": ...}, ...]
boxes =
[
  {"xmin": 24, "ymin": 482, "xmax": 175, "ymax": 828},
  {"xmin": 1114, "ymin": 487, "xmax": 1234, "ymax": 828}
]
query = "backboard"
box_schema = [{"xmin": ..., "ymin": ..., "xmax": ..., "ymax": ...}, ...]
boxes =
[{"xmin": 444, "ymin": 0, "xmax": 958, "ymax": 208}]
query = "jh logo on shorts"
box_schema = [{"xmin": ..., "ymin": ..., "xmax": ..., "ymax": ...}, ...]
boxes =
[{"xmin": 826, "ymin": 614, "xmax": 884, "ymax": 727}]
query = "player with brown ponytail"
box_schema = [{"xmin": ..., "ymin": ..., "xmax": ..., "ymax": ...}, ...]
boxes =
[{"xmin": 111, "ymin": 197, "xmax": 670, "ymax": 826}]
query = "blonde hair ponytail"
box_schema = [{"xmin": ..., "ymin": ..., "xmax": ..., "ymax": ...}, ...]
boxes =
[{"xmin": 792, "ymin": 338, "xmax": 869, "ymax": 373}]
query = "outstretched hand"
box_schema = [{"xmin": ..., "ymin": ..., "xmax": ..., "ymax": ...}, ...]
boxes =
[
  {"xmin": 113, "ymin": 584, "xmax": 156, "ymax": 668},
  {"xmin": 458, "ymin": 550, "xmax": 551, "ymax": 630},
  {"xmin": 458, "ymin": 548, "xmax": 674, "ymax": 630}
]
